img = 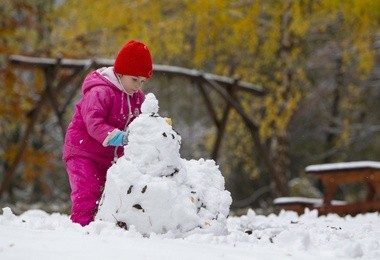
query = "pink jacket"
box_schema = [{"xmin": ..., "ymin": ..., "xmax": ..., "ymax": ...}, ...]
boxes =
[{"xmin": 63, "ymin": 67, "xmax": 144, "ymax": 164}]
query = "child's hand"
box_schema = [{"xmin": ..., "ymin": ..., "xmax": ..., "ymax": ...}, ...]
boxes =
[{"xmin": 108, "ymin": 131, "xmax": 127, "ymax": 146}]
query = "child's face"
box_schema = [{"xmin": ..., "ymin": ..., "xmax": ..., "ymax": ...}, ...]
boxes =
[{"xmin": 120, "ymin": 75, "xmax": 147, "ymax": 95}]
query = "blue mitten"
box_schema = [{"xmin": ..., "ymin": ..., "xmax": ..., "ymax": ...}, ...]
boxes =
[{"xmin": 107, "ymin": 131, "xmax": 125, "ymax": 146}]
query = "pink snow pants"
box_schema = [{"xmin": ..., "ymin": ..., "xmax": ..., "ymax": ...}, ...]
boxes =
[{"xmin": 66, "ymin": 156, "xmax": 110, "ymax": 226}]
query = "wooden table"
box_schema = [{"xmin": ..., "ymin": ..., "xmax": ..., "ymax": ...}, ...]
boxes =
[{"xmin": 306, "ymin": 161, "xmax": 380, "ymax": 215}]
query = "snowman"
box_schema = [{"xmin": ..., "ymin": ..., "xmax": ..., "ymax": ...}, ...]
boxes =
[{"xmin": 95, "ymin": 93, "xmax": 232, "ymax": 237}]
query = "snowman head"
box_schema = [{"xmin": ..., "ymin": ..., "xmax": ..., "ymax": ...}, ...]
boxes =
[{"xmin": 141, "ymin": 93, "xmax": 159, "ymax": 114}]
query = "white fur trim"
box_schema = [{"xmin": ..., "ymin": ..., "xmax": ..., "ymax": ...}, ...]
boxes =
[{"xmin": 97, "ymin": 67, "xmax": 125, "ymax": 92}]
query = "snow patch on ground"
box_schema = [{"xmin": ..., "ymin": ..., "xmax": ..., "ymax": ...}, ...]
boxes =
[{"xmin": 1, "ymin": 208, "xmax": 380, "ymax": 259}]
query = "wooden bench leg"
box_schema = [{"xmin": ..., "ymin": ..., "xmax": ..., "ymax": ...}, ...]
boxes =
[
  {"xmin": 323, "ymin": 182, "xmax": 337, "ymax": 205},
  {"xmin": 366, "ymin": 181, "xmax": 376, "ymax": 201}
]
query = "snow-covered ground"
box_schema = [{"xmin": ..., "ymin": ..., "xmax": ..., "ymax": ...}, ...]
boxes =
[{"xmin": 1, "ymin": 207, "xmax": 380, "ymax": 260}]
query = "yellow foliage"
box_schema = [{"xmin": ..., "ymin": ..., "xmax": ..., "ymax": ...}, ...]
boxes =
[
  {"xmin": 337, "ymin": 119, "xmax": 351, "ymax": 150},
  {"xmin": 0, "ymin": 143, "xmax": 56, "ymax": 185},
  {"xmin": 22, "ymin": 147, "xmax": 55, "ymax": 184},
  {"xmin": 318, "ymin": 0, "xmax": 380, "ymax": 77}
]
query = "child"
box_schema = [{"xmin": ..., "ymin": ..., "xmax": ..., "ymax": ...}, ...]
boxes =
[{"xmin": 63, "ymin": 40, "xmax": 153, "ymax": 226}]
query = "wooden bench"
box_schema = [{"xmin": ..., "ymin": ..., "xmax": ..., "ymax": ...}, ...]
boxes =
[{"xmin": 274, "ymin": 161, "xmax": 380, "ymax": 216}]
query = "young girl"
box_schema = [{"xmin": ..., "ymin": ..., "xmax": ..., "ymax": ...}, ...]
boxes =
[{"xmin": 63, "ymin": 40, "xmax": 153, "ymax": 226}]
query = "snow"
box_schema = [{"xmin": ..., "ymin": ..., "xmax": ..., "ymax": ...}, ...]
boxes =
[
  {"xmin": 1, "ymin": 207, "xmax": 380, "ymax": 259},
  {"xmin": 273, "ymin": 197, "xmax": 347, "ymax": 206},
  {"xmin": 306, "ymin": 161, "xmax": 380, "ymax": 172},
  {"xmin": 1, "ymin": 93, "xmax": 380, "ymax": 259},
  {"xmin": 140, "ymin": 92, "xmax": 159, "ymax": 114}
]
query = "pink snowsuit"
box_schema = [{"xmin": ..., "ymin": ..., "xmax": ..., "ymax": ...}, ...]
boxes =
[{"xmin": 63, "ymin": 67, "xmax": 144, "ymax": 226}]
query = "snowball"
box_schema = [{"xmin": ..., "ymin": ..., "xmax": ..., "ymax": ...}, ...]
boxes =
[
  {"xmin": 1, "ymin": 207, "xmax": 15, "ymax": 220},
  {"xmin": 141, "ymin": 93, "xmax": 159, "ymax": 114}
]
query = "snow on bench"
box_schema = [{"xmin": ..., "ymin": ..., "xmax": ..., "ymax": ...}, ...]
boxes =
[
  {"xmin": 306, "ymin": 161, "xmax": 380, "ymax": 173},
  {"xmin": 273, "ymin": 197, "xmax": 347, "ymax": 206}
]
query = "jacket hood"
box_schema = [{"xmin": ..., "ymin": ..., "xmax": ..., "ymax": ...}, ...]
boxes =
[{"xmin": 82, "ymin": 67, "xmax": 123, "ymax": 94}]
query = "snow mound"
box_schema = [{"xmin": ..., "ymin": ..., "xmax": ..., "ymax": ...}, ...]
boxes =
[{"xmin": 95, "ymin": 93, "xmax": 232, "ymax": 237}]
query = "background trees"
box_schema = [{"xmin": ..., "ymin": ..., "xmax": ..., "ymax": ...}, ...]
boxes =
[{"xmin": 1, "ymin": 0, "xmax": 380, "ymax": 213}]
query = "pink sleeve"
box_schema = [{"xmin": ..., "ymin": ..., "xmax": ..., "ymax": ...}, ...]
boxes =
[{"xmin": 80, "ymin": 87, "xmax": 115, "ymax": 144}]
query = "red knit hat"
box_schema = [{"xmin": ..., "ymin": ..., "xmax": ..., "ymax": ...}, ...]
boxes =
[{"xmin": 114, "ymin": 40, "xmax": 153, "ymax": 78}]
